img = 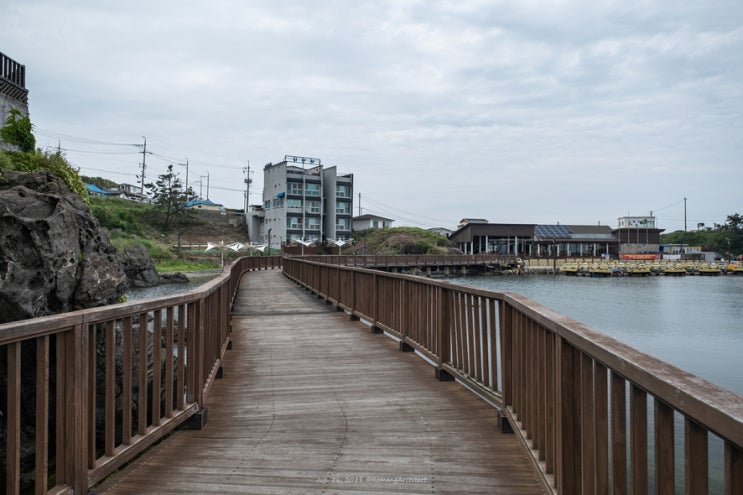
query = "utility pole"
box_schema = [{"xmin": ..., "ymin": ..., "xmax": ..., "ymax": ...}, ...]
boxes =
[
  {"xmin": 178, "ymin": 158, "xmax": 189, "ymax": 195},
  {"xmin": 243, "ymin": 162, "xmax": 252, "ymax": 213},
  {"xmin": 139, "ymin": 136, "xmax": 147, "ymax": 195},
  {"xmin": 198, "ymin": 174, "xmax": 211, "ymax": 200},
  {"xmin": 684, "ymin": 197, "xmax": 687, "ymax": 232},
  {"xmin": 358, "ymin": 192, "xmax": 362, "ymax": 216}
]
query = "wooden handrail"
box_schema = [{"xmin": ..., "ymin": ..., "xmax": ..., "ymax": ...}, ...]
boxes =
[
  {"xmin": 0, "ymin": 256, "xmax": 281, "ymax": 495},
  {"xmin": 290, "ymin": 253, "xmax": 517, "ymax": 267},
  {"xmin": 282, "ymin": 257, "xmax": 743, "ymax": 494}
]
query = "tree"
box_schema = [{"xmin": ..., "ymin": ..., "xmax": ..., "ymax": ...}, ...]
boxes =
[
  {"xmin": 0, "ymin": 108, "xmax": 35, "ymax": 152},
  {"xmin": 725, "ymin": 214, "xmax": 742, "ymax": 232},
  {"xmin": 144, "ymin": 164, "xmax": 197, "ymax": 228},
  {"xmin": 660, "ymin": 212, "xmax": 743, "ymax": 258}
]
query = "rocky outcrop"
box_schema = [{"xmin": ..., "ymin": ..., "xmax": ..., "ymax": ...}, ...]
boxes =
[
  {"xmin": 0, "ymin": 170, "xmax": 129, "ymax": 323},
  {"xmin": 120, "ymin": 243, "xmax": 161, "ymax": 288}
]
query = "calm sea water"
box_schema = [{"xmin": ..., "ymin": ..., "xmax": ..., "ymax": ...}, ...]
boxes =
[
  {"xmin": 448, "ymin": 274, "xmax": 743, "ymax": 396},
  {"xmin": 125, "ymin": 275, "xmax": 217, "ymax": 300}
]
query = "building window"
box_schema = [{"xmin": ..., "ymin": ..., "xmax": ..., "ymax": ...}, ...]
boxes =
[
  {"xmin": 287, "ymin": 216, "xmax": 301, "ymax": 229},
  {"xmin": 272, "ymin": 197, "xmax": 284, "ymax": 208},
  {"xmin": 305, "ymin": 217, "xmax": 321, "ymax": 230},
  {"xmin": 264, "ymin": 200, "xmax": 271, "ymax": 209},
  {"xmin": 288, "ymin": 182, "xmax": 303, "ymax": 195},
  {"xmin": 305, "ymin": 183, "xmax": 320, "ymax": 196},
  {"xmin": 337, "ymin": 218, "xmax": 350, "ymax": 231},
  {"xmin": 336, "ymin": 202, "xmax": 350, "ymax": 215},
  {"xmin": 336, "ymin": 184, "xmax": 351, "ymax": 198},
  {"xmin": 287, "ymin": 198, "xmax": 302, "ymax": 208},
  {"xmin": 308, "ymin": 201, "xmax": 321, "ymax": 213},
  {"xmin": 372, "ymin": 220, "xmax": 379, "ymax": 228}
]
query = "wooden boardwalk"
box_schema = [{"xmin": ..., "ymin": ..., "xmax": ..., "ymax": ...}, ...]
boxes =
[{"xmin": 96, "ymin": 270, "xmax": 545, "ymax": 494}]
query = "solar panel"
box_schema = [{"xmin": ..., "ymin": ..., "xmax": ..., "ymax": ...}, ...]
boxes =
[
  {"xmin": 535, "ymin": 225, "xmax": 573, "ymax": 239},
  {"xmin": 570, "ymin": 233, "xmax": 614, "ymax": 240}
]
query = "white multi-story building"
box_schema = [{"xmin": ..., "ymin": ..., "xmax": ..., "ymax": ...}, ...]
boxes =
[{"xmin": 247, "ymin": 155, "xmax": 353, "ymax": 247}]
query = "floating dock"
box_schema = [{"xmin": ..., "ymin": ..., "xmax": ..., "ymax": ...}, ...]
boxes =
[{"xmin": 558, "ymin": 260, "xmax": 740, "ymax": 277}]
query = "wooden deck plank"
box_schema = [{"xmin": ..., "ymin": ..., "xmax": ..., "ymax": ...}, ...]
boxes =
[{"xmin": 96, "ymin": 270, "xmax": 545, "ymax": 495}]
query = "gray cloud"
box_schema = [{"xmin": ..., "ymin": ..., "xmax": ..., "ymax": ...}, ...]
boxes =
[{"xmin": 1, "ymin": 0, "xmax": 740, "ymax": 230}]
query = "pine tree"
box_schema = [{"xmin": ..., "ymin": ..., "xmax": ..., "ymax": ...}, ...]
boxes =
[{"xmin": 145, "ymin": 164, "xmax": 197, "ymax": 228}]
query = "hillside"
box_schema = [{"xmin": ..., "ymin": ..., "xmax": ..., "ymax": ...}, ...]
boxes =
[
  {"xmin": 89, "ymin": 197, "xmax": 250, "ymax": 266},
  {"xmin": 348, "ymin": 227, "xmax": 458, "ymax": 255}
]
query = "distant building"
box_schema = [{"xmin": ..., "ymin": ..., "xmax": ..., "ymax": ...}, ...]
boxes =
[
  {"xmin": 449, "ymin": 218, "xmax": 666, "ymax": 258},
  {"xmin": 247, "ymin": 155, "xmax": 353, "ymax": 246},
  {"xmin": 353, "ymin": 214, "xmax": 393, "ymax": 231},
  {"xmin": 457, "ymin": 218, "xmax": 489, "ymax": 229},
  {"xmin": 428, "ymin": 227, "xmax": 453, "ymax": 237},
  {"xmin": 614, "ymin": 216, "xmax": 664, "ymax": 257},
  {"xmin": 186, "ymin": 199, "xmax": 224, "ymax": 212},
  {"xmin": 449, "ymin": 222, "xmax": 618, "ymax": 257},
  {"xmin": 85, "ymin": 184, "xmax": 116, "ymax": 197},
  {"xmin": 0, "ymin": 51, "xmax": 29, "ymax": 152},
  {"xmin": 117, "ymin": 183, "xmax": 147, "ymax": 202}
]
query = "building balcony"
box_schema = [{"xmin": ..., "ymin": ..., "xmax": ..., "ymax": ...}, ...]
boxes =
[{"xmin": 0, "ymin": 52, "xmax": 28, "ymax": 105}]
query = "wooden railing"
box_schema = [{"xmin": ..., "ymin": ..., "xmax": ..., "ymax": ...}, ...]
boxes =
[
  {"xmin": 292, "ymin": 254, "xmax": 517, "ymax": 267},
  {"xmin": 282, "ymin": 257, "xmax": 743, "ymax": 495},
  {"xmin": 0, "ymin": 256, "xmax": 281, "ymax": 495}
]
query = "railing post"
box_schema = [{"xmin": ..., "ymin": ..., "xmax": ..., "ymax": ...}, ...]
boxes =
[
  {"xmin": 435, "ymin": 286, "xmax": 453, "ymax": 381},
  {"xmin": 7, "ymin": 342, "xmax": 20, "ymax": 495},
  {"xmin": 35, "ymin": 335, "xmax": 50, "ymax": 495},
  {"xmin": 371, "ymin": 272, "xmax": 383, "ymax": 334},
  {"xmin": 501, "ymin": 301, "xmax": 513, "ymax": 406},
  {"xmin": 555, "ymin": 336, "xmax": 580, "ymax": 494},
  {"xmin": 181, "ymin": 300, "xmax": 208, "ymax": 429},
  {"xmin": 60, "ymin": 323, "xmax": 90, "ymax": 494},
  {"xmin": 398, "ymin": 278, "xmax": 414, "ymax": 352},
  {"xmin": 725, "ymin": 441, "xmax": 743, "ymax": 495}
]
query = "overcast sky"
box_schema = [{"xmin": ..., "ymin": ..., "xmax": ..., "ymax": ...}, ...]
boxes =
[{"xmin": 2, "ymin": 1, "xmax": 741, "ymax": 232}]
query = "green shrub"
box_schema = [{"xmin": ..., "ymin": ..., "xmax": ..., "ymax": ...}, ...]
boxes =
[{"xmin": 0, "ymin": 149, "xmax": 88, "ymax": 200}]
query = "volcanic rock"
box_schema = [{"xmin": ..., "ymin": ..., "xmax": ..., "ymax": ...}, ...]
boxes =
[{"xmin": 0, "ymin": 170, "xmax": 127, "ymax": 323}]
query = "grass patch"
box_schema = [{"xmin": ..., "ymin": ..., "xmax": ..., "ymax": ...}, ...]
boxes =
[
  {"xmin": 89, "ymin": 197, "xmax": 158, "ymax": 236},
  {"xmin": 156, "ymin": 259, "xmax": 220, "ymax": 272},
  {"xmin": 110, "ymin": 235, "xmax": 175, "ymax": 262}
]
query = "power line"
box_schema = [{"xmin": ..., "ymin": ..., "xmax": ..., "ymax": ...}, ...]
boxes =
[
  {"xmin": 209, "ymin": 185, "xmax": 245, "ymax": 193},
  {"xmin": 652, "ymin": 198, "xmax": 685, "ymax": 212},
  {"xmin": 35, "ymin": 127, "xmax": 138, "ymax": 147},
  {"xmin": 58, "ymin": 147, "xmax": 138, "ymax": 155},
  {"xmin": 77, "ymin": 166, "xmax": 136, "ymax": 177},
  {"xmin": 360, "ymin": 194, "xmax": 449, "ymax": 228}
]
